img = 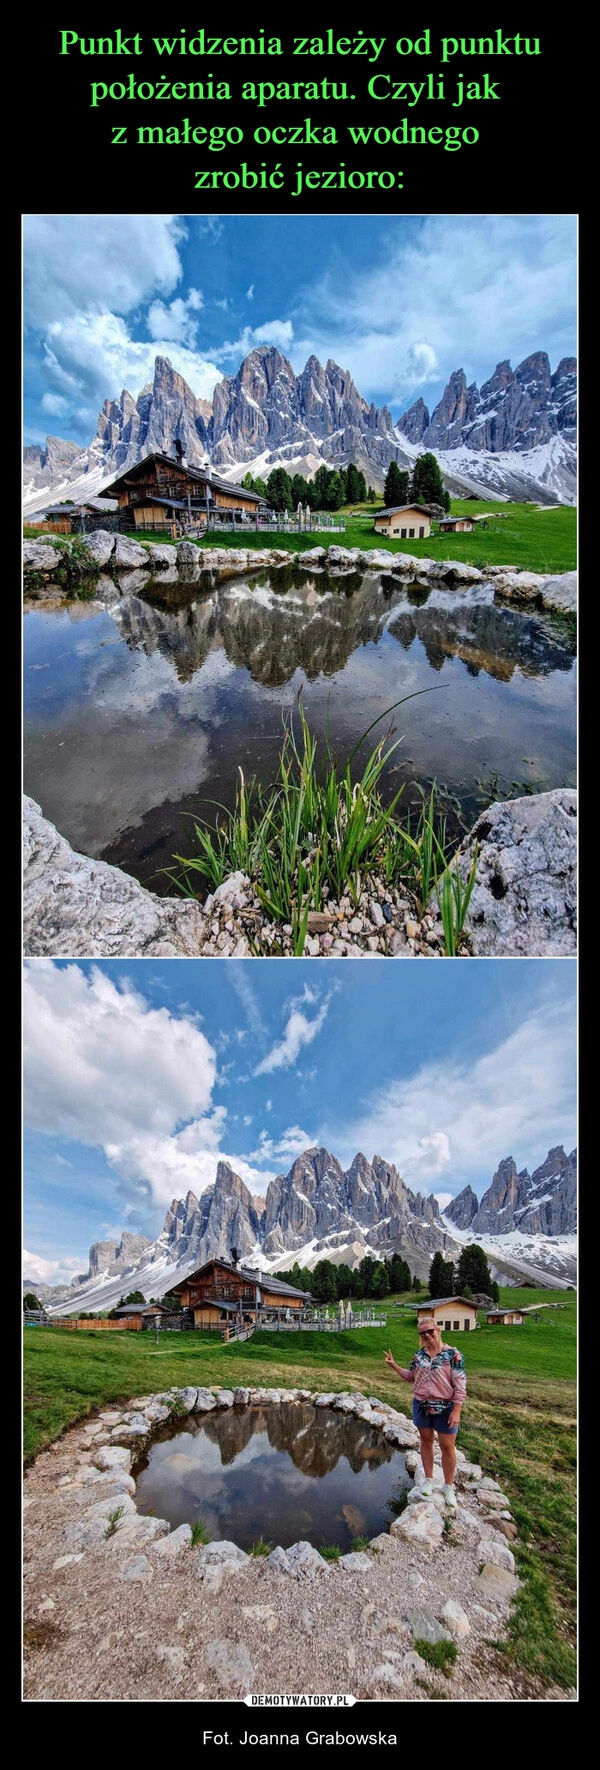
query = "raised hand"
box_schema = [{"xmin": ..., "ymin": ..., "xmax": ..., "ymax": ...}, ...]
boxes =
[{"xmin": 384, "ymin": 1349, "xmax": 396, "ymax": 1366}]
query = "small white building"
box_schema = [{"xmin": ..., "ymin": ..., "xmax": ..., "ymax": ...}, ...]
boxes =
[
  {"xmin": 373, "ymin": 504, "xmax": 432, "ymax": 540},
  {"xmin": 416, "ymin": 1296, "xmax": 479, "ymax": 1332}
]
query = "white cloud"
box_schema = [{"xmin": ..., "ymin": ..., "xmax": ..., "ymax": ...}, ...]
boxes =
[
  {"xmin": 255, "ymin": 990, "xmax": 331, "ymax": 1076},
  {"xmin": 249, "ymin": 1125, "xmax": 312, "ymax": 1164},
  {"xmin": 23, "ymin": 1249, "xmax": 83, "ymax": 1285},
  {"xmin": 292, "ymin": 214, "xmax": 576, "ymax": 405},
  {"xmin": 24, "ymin": 213, "xmax": 187, "ymax": 329},
  {"xmin": 324, "ymin": 1003, "xmax": 575, "ymax": 1193},
  {"xmin": 246, "ymin": 284, "xmax": 254, "ymax": 301},
  {"xmin": 22, "ymin": 962, "xmax": 277, "ymax": 1217},
  {"xmin": 53, "ymin": 1153, "xmax": 73, "ymax": 1168},
  {"xmin": 434, "ymin": 1192, "xmax": 454, "ymax": 1212},
  {"xmin": 217, "ymin": 318, "xmax": 294, "ymax": 362},
  {"xmin": 147, "ymin": 287, "xmax": 204, "ymax": 345},
  {"xmin": 41, "ymin": 309, "xmax": 221, "ymax": 424},
  {"xmin": 41, "ymin": 392, "xmax": 69, "ymax": 415},
  {"xmin": 23, "ymin": 960, "xmax": 217, "ymax": 1151},
  {"xmin": 228, "ymin": 968, "xmax": 267, "ymax": 1041}
]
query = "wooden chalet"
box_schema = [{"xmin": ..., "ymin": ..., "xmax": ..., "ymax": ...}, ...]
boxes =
[
  {"xmin": 173, "ymin": 1257, "xmax": 313, "ymax": 1330},
  {"xmin": 486, "ymin": 1307, "xmax": 524, "ymax": 1326},
  {"xmin": 438, "ymin": 515, "xmax": 475, "ymax": 534},
  {"xmin": 101, "ymin": 451, "xmax": 263, "ymax": 533}
]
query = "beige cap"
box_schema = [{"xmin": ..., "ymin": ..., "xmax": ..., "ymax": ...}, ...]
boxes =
[{"xmin": 417, "ymin": 1316, "xmax": 438, "ymax": 1333}]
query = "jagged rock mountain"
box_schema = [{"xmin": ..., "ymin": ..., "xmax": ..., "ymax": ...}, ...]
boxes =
[
  {"xmin": 23, "ymin": 345, "xmax": 577, "ymax": 515},
  {"xmin": 444, "ymin": 1184, "xmax": 479, "ymax": 1231},
  {"xmin": 34, "ymin": 1141, "xmax": 577, "ymax": 1316},
  {"xmin": 397, "ymin": 353, "xmax": 577, "ymax": 454},
  {"xmin": 466, "ymin": 1145, "xmax": 576, "ymax": 1237},
  {"xmin": 87, "ymin": 1230, "xmax": 151, "ymax": 1279}
]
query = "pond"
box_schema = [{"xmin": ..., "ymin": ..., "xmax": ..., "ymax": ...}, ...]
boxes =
[
  {"xmin": 23, "ymin": 565, "xmax": 576, "ymax": 895},
  {"xmin": 133, "ymin": 1401, "xmax": 412, "ymax": 1551}
]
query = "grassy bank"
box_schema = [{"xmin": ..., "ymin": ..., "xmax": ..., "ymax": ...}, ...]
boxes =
[
  {"xmin": 24, "ymin": 1285, "xmax": 576, "ymax": 1687},
  {"xmin": 24, "ymin": 500, "xmax": 576, "ymax": 576},
  {"xmin": 185, "ymin": 500, "xmax": 575, "ymax": 576}
]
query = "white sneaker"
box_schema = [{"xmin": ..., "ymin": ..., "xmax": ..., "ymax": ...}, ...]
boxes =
[
  {"xmin": 443, "ymin": 1484, "xmax": 457, "ymax": 1509},
  {"xmin": 418, "ymin": 1479, "xmax": 433, "ymax": 1499}
]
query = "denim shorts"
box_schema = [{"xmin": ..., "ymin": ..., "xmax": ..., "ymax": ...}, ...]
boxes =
[{"xmin": 412, "ymin": 1398, "xmax": 458, "ymax": 1435}]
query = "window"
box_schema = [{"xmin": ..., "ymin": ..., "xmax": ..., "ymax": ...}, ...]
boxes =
[
  {"xmin": 419, "ymin": 526, "xmax": 425, "ymax": 537},
  {"xmin": 401, "ymin": 528, "xmax": 407, "ymax": 538},
  {"xmin": 463, "ymin": 1319, "xmax": 470, "ymax": 1330},
  {"xmin": 409, "ymin": 527, "xmax": 415, "ymax": 537},
  {"xmin": 453, "ymin": 1319, "xmax": 460, "ymax": 1330},
  {"xmin": 444, "ymin": 1319, "xmax": 451, "ymax": 1330}
]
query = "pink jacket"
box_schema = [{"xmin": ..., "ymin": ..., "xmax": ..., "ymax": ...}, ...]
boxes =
[{"xmin": 407, "ymin": 1345, "xmax": 467, "ymax": 1407}]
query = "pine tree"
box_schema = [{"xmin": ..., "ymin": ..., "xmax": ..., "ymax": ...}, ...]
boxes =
[
  {"xmin": 291, "ymin": 474, "xmax": 311, "ymax": 507},
  {"xmin": 313, "ymin": 464, "xmax": 331, "ymax": 509},
  {"xmin": 346, "ymin": 462, "xmax": 364, "ymax": 504},
  {"xmin": 384, "ymin": 461, "xmax": 410, "ymax": 508},
  {"xmin": 326, "ymin": 470, "xmax": 346, "ymax": 510},
  {"xmin": 267, "ymin": 467, "xmax": 293, "ymax": 511},
  {"xmin": 428, "ymin": 1253, "xmax": 455, "ymax": 1298},
  {"xmin": 336, "ymin": 1263, "xmax": 354, "ymax": 1299},
  {"xmin": 311, "ymin": 1259, "xmax": 338, "ymax": 1302},
  {"xmin": 457, "ymin": 1244, "xmax": 493, "ymax": 1294},
  {"xmin": 371, "ymin": 1262, "xmax": 391, "ymax": 1298},
  {"xmin": 410, "ymin": 452, "xmax": 447, "ymax": 508},
  {"xmin": 412, "ymin": 1273, "xmax": 421, "ymax": 1291},
  {"xmin": 23, "ymin": 1292, "xmax": 41, "ymax": 1310}
]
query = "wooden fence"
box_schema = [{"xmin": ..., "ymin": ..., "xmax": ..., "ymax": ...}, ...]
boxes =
[{"xmin": 50, "ymin": 1317, "xmax": 143, "ymax": 1331}]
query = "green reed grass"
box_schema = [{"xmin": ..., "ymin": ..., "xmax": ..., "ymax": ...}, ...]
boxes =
[{"xmin": 171, "ymin": 697, "xmax": 476, "ymax": 955}]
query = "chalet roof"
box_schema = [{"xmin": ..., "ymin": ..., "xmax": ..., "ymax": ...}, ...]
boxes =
[
  {"xmin": 438, "ymin": 515, "xmax": 473, "ymax": 526},
  {"xmin": 112, "ymin": 1303, "xmax": 165, "ymax": 1315},
  {"xmin": 486, "ymin": 1308, "xmax": 523, "ymax": 1316},
  {"xmin": 174, "ymin": 1256, "xmax": 312, "ymax": 1300},
  {"xmin": 41, "ymin": 498, "xmax": 118, "ymax": 515},
  {"xmin": 417, "ymin": 1296, "xmax": 478, "ymax": 1310},
  {"xmin": 102, "ymin": 452, "xmax": 261, "ymax": 502},
  {"xmin": 374, "ymin": 504, "xmax": 432, "ymax": 519}
]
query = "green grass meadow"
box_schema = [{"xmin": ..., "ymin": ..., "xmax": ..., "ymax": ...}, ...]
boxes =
[
  {"xmin": 23, "ymin": 1285, "xmax": 576, "ymax": 1688},
  {"xmin": 187, "ymin": 501, "xmax": 576, "ymax": 576}
]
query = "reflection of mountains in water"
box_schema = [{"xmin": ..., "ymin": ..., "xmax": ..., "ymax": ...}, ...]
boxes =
[
  {"xmin": 111, "ymin": 571, "xmax": 575, "ymax": 689},
  {"xmin": 198, "ymin": 1402, "xmax": 395, "ymax": 1476}
]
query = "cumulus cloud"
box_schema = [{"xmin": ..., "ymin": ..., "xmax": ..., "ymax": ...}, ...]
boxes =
[
  {"xmin": 22, "ymin": 963, "xmax": 277, "ymax": 1217},
  {"xmin": 254, "ymin": 989, "xmax": 332, "ymax": 1076},
  {"xmin": 41, "ymin": 309, "xmax": 220, "ymax": 433},
  {"xmin": 24, "ymin": 215, "xmax": 220, "ymax": 437},
  {"xmin": 249, "ymin": 1125, "xmax": 312, "ymax": 1164},
  {"xmin": 23, "ymin": 1249, "xmax": 83, "ymax": 1285},
  {"xmin": 323, "ymin": 1003, "xmax": 575, "ymax": 1194},
  {"xmin": 23, "ymin": 962, "xmax": 217, "ymax": 1148},
  {"xmin": 216, "ymin": 318, "xmax": 294, "ymax": 362},
  {"xmin": 292, "ymin": 213, "xmax": 576, "ymax": 405},
  {"xmin": 24, "ymin": 213, "xmax": 187, "ymax": 329},
  {"xmin": 146, "ymin": 286, "xmax": 204, "ymax": 345}
]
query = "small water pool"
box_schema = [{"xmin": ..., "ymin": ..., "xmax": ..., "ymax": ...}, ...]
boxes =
[
  {"xmin": 23, "ymin": 567, "xmax": 576, "ymax": 893},
  {"xmin": 133, "ymin": 1402, "xmax": 412, "ymax": 1552}
]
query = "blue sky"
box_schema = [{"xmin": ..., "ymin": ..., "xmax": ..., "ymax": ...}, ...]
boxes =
[
  {"xmin": 23, "ymin": 213, "xmax": 576, "ymax": 446},
  {"xmin": 23, "ymin": 959, "xmax": 576, "ymax": 1284}
]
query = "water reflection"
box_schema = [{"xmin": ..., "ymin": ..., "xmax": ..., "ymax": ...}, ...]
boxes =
[
  {"xmin": 23, "ymin": 568, "xmax": 576, "ymax": 891},
  {"xmin": 133, "ymin": 1402, "xmax": 410, "ymax": 1551}
]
